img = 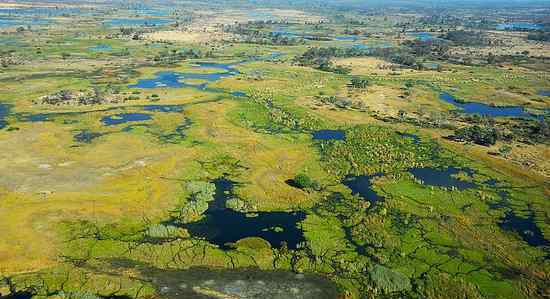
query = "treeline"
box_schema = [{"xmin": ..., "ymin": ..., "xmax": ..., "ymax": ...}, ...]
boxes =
[
  {"xmin": 441, "ymin": 30, "xmax": 489, "ymax": 46},
  {"xmin": 150, "ymin": 48, "xmax": 209, "ymax": 65},
  {"xmin": 294, "ymin": 47, "xmax": 371, "ymax": 74},
  {"xmin": 450, "ymin": 116, "xmax": 550, "ymax": 146}
]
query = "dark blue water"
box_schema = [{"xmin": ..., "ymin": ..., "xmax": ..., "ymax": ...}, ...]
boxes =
[
  {"xmin": 142, "ymin": 105, "xmax": 184, "ymax": 112},
  {"xmin": 74, "ymin": 130, "xmax": 103, "ymax": 143},
  {"xmin": 129, "ymin": 62, "xmax": 240, "ymax": 90},
  {"xmin": 0, "ymin": 16, "xmax": 50, "ymax": 27},
  {"xmin": 182, "ymin": 178, "xmax": 306, "ymax": 249},
  {"xmin": 411, "ymin": 32, "xmax": 433, "ymax": 41},
  {"xmin": 101, "ymin": 113, "xmax": 152, "ymax": 126},
  {"xmin": 231, "ymin": 91, "xmax": 247, "ymax": 97},
  {"xmin": 312, "ymin": 130, "xmax": 345, "ymax": 140},
  {"xmin": 0, "ymin": 103, "xmax": 11, "ymax": 129},
  {"xmin": 410, "ymin": 167, "xmax": 476, "ymax": 190},
  {"xmin": 89, "ymin": 44, "xmax": 113, "ymax": 52},
  {"xmin": 335, "ymin": 35, "xmax": 359, "ymax": 41},
  {"xmin": 343, "ymin": 174, "xmax": 384, "ymax": 206},
  {"xmin": 0, "ymin": 7, "xmax": 87, "ymax": 16},
  {"xmin": 104, "ymin": 18, "xmax": 173, "ymax": 27},
  {"xmin": 539, "ymin": 90, "xmax": 550, "ymax": 97},
  {"xmin": 440, "ymin": 93, "xmax": 538, "ymax": 118},
  {"xmin": 0, "ymin": 291, "xmax": 34, "ymax": 299},
  {"xmin": 0, "ymin": 38, "xmax": 18, "ymax": 46},
  {"xmin": 499, "ymin": 211, "xmax": 550, "ymax": 248},
  {"xmin": 497, "ymin": 22, "xmax": 542, "ymax": 31}
]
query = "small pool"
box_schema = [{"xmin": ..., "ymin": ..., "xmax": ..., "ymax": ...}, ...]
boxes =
[
  {"xmin": 142, "ymin": 105, "xmax": 185, "ymax": 112},
  {"xmin": 74, "ymin": 130, "xmax": 103, "ymax": 143},
  {"xmin": 499, "ymin": 211, "xmax": 550, "ymax": 248},
  {"xmin": 231, "ymin": 91, "xmax": 247, "ymax": 97},
  {"xmin": 101, "ymin": 113, "xmax": 152, "ymax": 126},
  {"xmin": 343, "ymin": 174, "xmax": 384, "ymax": 207},
  {"xmin": 89, "ymin": 44, "xmax": 113, "ymax": 52},
  {"xmin": 440, "ymin": 93, "xmax": 538, "ymax": 118},
  {"xmin": 0, "ymin": 103, "xmax": 11, "ymax": 129},
  {"xmin": 104, "ymin": 18, "xmax": 174, "ymax": 27},
  {"xmin": 182, "ymin": 178, "xmax": 306, "ymax": 249},
  {"xmin": 312, "ymin": 130, "xmax": 346, "ymax": 140},
  {"xmin": 410, "ymin": 166, "xmax": 476, "ymax": 190},
  {"xmin": 496, "ymin": 22, "xmax": 543, "ymax": 31},
  {"xmin": 410, "ymin": 32, "xmax": 434, "ymax": 41}
]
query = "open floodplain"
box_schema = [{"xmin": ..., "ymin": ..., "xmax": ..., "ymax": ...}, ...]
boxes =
[{"xmin": 0, "ymin": 0, "xmax": 549, "ymax": 298}]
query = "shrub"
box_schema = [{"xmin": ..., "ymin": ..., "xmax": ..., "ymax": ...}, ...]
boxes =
[
  {"xmin": 454, "ymin": 125, "xmax": 499, "ymax": 146},
  {"xmin": 292, "ymin": 173, "xmax": 320, "ymax": 191}
]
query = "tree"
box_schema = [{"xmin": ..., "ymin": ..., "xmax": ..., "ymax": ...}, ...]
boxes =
[
  {"xmin": 292, "ymin": 173, "xmax": 320, "ymax": 192},
  {"xmin": 454, "ymin": 125, "xmax": 499, "ymax": 146},
  {"xmin": 350, "ymin": 77, "xmax": 369, "ymax": 89},
  {"xmin": 498, "ymin": 145, "xmax": 512, "ymax": 158}
]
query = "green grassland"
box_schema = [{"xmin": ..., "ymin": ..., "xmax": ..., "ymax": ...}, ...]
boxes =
[{"xmin": 0, "ymin": 5, "xmax": 549, "ymax": 299}]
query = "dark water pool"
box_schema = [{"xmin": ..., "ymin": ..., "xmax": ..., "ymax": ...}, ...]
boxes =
[
  {"xmin": 496, "ymin": 22, "xmax": 543, "ymax": 31},
  {"xmin": 335, "ymin": 35, "xmax": 359, "ymax": 41},
  {"xmin": 101, "ymin": 113, "xmax": 152, "ymax": 126},
  {"xmin": 0, "ymin": 16, "xmax": 51, "ymax": 28},
  {"xmin": 343, "ymin": 174, "xmax": 384, "ymax": 207},
  {"xmin": 231, "ymin": 91, "xmax": 247, "ymax": 97},
  {"xmin": 145, "ymin": 267, "xmax": 339, "ymax": 299},
  {"xmin": 410, "ymin": 32, "xmax": 434, "ymax": 41},
  {"xmin": 312, "ymin": 130, "xmax": 345, "ymax": 140},
  {"xmin": 410, "ymin": 167, "xmax": 476, "ymax": 190},
  {"xmin": 0, "ymin": 291, "xmax": 34, "ymax": 299},
  {"xmin": 74, "ymin": 130, "xmax": 103, "ymax": 143},
  {"xmin": 129, "ymin": 62, "xmax": 239, "ymax": 90},
  {"xmin": 499, "ymin": 211, "xmax": 550, "ymax": 248},
  {"xmin": 89, "ymin": 44, "xmax": 113, "ymax": 52},
  {"xmin": 182, "ymin": 178, "xmax": 306, "ymax": 249},
  {"xmin": 0, "ymin": 103, "xmax": 11, "ymax": 129},
  {"xmin": 142, "ymin": 105, "xmax": 185, "ymax": 112},
  {"xmin": 104, "ymin": 18, "xmax": 173, "ymax": 27},
  {"xmin": 539, "ymin": 90, "xmax": 550, "ymax": 97},
  {"xmin": 439, "ymin": 93, "xmax": 538, "ymax": 118}
]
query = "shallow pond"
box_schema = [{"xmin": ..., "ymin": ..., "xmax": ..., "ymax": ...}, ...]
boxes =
[
  {"xmin": 101, "ymin": 113, "xmax": 152, "ymax": 126},
  {"xmin": 440, "ymin": 92, "xmax": 538, "ymax": 118},
  {"xmin": 89, "ymin": 44, "xmax": 113, "ymax": 52},
  {"xmin": 410, "ymin": 167, "xmax": 476, "ymax": 190},
  {"xmin": 496, "ymin": 22, "xmax": 542, "ymax": 31},
  {"xmin": 0, "ymin": 291, "xmax": 34, "ymax": 299},
  {"xmin": 129, "ymin": 62, "xmax": 240, "ymax": 90},
  {"xmin": 0, "ymin": 103, "xmax": 11, "ymax": 129},
  {"xmin": 499, "ymin": 211, "xmax": 550, "ymax": 249},
  {"xmin": 231, "ymin": 91, "xmax": 247, "ymax": 97},
  {"xmin": 342, "ymin": 174, "xmax": 384, "ymax": 207},
  {"xmin": 146, "ymin": 267, "xmax": 339, "ymax": 299},
  {"xmin": 104, "ymin": 18, "xmax": 173, "ymax": 27},
  {"xmin": 410, "ymin": 32, "xmax": 434, "ymax": 41},
  {"xmin": 142, "ymin": 105, "xmax": 185, "ymax": 113},
  {"xmin": 312, "ymin": 130, "xmax": 345, "ymax": 140},
  {"xmin": 182, "ymin": 178, "xmax": 306, "ymax": 249},
  {"xmin": 0, "ymin": 16, "xmax": 51, "ymax": 27},
  {"xmin": 74, "ymin": 130, "xmax": 103, "ymax": 143},
  {"xmin": 335, "ymin": 35, "xmax": 359, "ymax": 41}
]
